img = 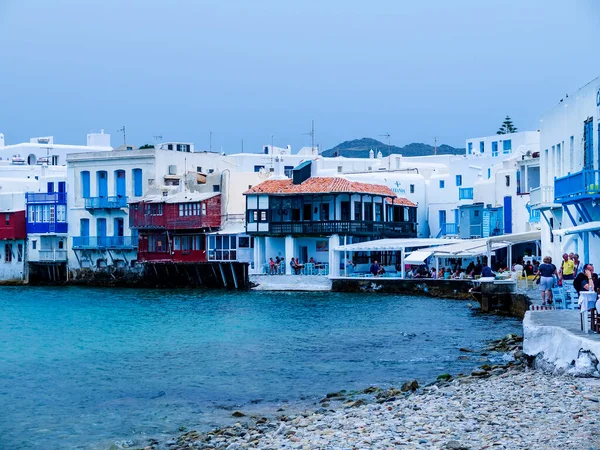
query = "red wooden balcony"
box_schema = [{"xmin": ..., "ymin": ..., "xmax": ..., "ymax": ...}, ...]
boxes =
[{"xmin": 129, "ymin": 195, "xmax": 221, "ymax": 231}]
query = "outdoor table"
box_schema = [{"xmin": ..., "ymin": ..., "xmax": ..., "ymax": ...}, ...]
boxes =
[{"xmin": 578, "ymin": 291, "xmax": 597, "ymax": 333}]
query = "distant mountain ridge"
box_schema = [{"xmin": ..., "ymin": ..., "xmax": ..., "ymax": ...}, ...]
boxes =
[{"xmin": 322, "ymin": 138, "xmax": 464, "ymax": 158}]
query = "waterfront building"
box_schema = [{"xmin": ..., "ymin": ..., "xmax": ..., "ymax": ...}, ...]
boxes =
[
  {"xmin": 244, "ymin": 160, "xmax": 417, "ymax": 275},
  {"xmin": 25, "ymin": 177, "xmax": 69, "ymax": 282},
  {"xmin": 0, "ymin": 131, "xmax": 112, "ymax": 166},
  {"xmin": 536, "ymin": 77, "xmax": 600, "ymax": 263},
  {"xmin": 0, "ymin": 192, "xmax": 27, "ymax": 282}
]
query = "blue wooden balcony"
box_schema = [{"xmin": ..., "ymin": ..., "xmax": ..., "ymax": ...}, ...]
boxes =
[
  {"xmin": 72, "ymin": 236, "xmax": 137, "ymax": 249},
  {"xmin": 459, "ymin": 187, "xmax": 474, "ymax": 200},
  {"xmin": 554, "ymin": 170, "xmax": 600, "ymax": 203},
  {"xmin": 84, "ymin": 196, "xmax": 128, "ymax": 209},
  {"xmin": 436, "ymin": 223, "xmax": 458, "ymax": 237},
  {"xmin": 27, "ymin": 222, "xmax": 68, "ymax": 234},
  {"xmin": 26, "ymin": 192, "xmax": 67, "ymax": 204}
]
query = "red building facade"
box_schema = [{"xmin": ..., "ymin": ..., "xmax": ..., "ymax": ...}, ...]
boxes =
[
  {"xmin": 0, "ymin": 210, "xmax": 27, "ymax": 241},
  {"xmin": 129, "ymin": 192, "xmax": 221, "ymax": 263}
]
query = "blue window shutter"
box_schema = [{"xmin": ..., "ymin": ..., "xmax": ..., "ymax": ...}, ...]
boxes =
[
  {"xmin": 440, "ymin": 180, "xmax": 445, "ymax": 188},
  {"xmin": 81, "ymin": 171, "xmax": 90, "ymax": 198},
  {"xmin": 115, "ymin": 170, "xmax": 126, "ymax": 197},
  {"xmin": 468, "ymin": 143, "xmax": 472, "ymax": 154},
  {"xmin": 80, "ymin": 218, "xmax": 89, "ymax": 237},
  {"xmin": 97, "ymin": 171, "xmax": 108, "ymax": 197},
  {"xmin": 487, "ymin": 168, "xmax": 491, "ymax": 179},
  {"xmin": 58, "ymin": 181, "xmax": 66, "ymax": 193},
  {"xmin": 503, "ymin": 140, "xmax": 512, "ymax": 153},
  {"xmin": 47, "ymin": 182, "xmax": 54, "ymax": 193},
  {"xmin": 480, "ymin": 141, "xmax": 484, "ymax": 153},
  {"xmin": 133, "ymin": 169, "xmax": 143, "ymax": 196}
]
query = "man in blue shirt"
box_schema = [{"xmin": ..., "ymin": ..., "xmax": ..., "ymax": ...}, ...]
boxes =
[
  {"xmin": 370, "ymin": 260, "xmax": 381, "ymax": 277},
  {"xmin": 482, "ymin": 265, "xmax": 494, "ymax": 278}
]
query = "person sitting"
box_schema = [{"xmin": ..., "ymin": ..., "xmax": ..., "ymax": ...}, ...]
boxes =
[
  {"xmin": 269, "ymin": 257, "xmax": 276, "ymax": 275},
  {"xmin": 378, "ymin": 265, "xmax": 386, "ymax": 276},
  {"xmin": 481, "ymin": 264, "xmax": 494, "ymax": 278},
  {"xmin": 574, "ymin": 263, "xmax": 595, "ymax": 294},
  {"xmin": 370, "ymin": 260, "xmax": 381, "ymax": 277},
  {"xmin": 346, "ymin": 259, "xmax": 355, "ymax": 274},
  {"xmin": 275, "ymin": 256, "xmax": 282, "ymax": 274},
  {"xmin": 290, "ymin": 257, "xmax": 299, "ymax": 275},
  {"xmin": 294, "ymin": 258, "xmax": 304, "ymax": 273},
  {"xmin": 309, "ymin": 257, "xmax": 316, "ymax": 264}
]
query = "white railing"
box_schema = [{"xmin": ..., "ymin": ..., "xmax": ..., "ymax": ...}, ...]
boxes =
[
  {"xmin": 34, "ymin": 249, "xmax": 68, "ymax": 262},
  {"xmin": 529, "ymin": 186, "xmax": 554, "ymax": 206}
]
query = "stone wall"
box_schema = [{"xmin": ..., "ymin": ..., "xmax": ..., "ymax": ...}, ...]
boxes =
[{"xmin": 331, "ymin": 278, "xmax": 474, "ymax": 299}]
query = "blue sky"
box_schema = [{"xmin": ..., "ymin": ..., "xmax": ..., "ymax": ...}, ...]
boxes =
[{"xmin": 1, "ymin": 0, "xmax": 599, "ymax": 152}]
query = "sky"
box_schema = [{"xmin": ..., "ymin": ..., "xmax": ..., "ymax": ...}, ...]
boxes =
[{"xmin": 1, "ymin": 0, "xmax": 599, "ymax": 153}]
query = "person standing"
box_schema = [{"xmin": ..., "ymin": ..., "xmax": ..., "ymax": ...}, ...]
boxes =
[
  {"xmin": 573, "ymin": 254, "xmax": 583, "ymax": 277},
  {"xmin": 559, "ymin": 253, "xmax": 575, "ymax": 281},
  {"xmin": 370, "ymin": 260, "xmax": 381, "ymax": 277},
  {"xmin": 537, "ymin": 256, "xmax": 558, "ymax": 305}
]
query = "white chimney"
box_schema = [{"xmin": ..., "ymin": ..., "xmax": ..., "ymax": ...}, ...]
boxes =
[
  {"xmin": 377, "ymin": 150, "xmax": 383, "ymax": 159},
  {"xmin": 369, "ymin": 149, "xmax": 374, "ymax": 159}
]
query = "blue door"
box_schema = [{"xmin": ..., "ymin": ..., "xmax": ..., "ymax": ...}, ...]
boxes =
[
  {"xmin": 97, "ymin": 218, "xmax": 107, "ymax": 247},
  {"xmin": 439, "ymin": 210, "xmax": 446, "ymax": 225},
  {"xmin": 47, "ymin": 182, "xmax": 54, "ymax": 193},
  {"xmin": 115, "ymin": 170, "xmax": 126, "ymax": 197},
  {"xmin": 58, "ymin": 181, "xmax": 66, "ymax": 193},
  {"xmin": 80, "ymin": 218, "xmax": 89, "ymax": 236},
  {"xmin": 503, "ymin": 196, "xmax": 512, "ymax": 234},
  {"xmin": 97, "ymin": 171, "xmax": 108, "ymax": 198},
  {"xmin": 81, "ymin": 171, "xmax": 90, "ymax": 198},
  {"xmin": 132, "ymin": 168, "xmax": 143, "ymax": 197}
]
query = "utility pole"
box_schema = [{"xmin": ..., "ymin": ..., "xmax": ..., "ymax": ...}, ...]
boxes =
[
  {"xmin": 303, "ymin": 120, "xmax": 316, "ymax": 154},
  {"xmin": 209, "ymin": 131, "xmax": 212, "ymax": 152},
  {"xmin": 118, "ymin": 126, "xmax": 126, "ymax": 147},
  {"xmin": 241, "ymin": 139, "xmax": 244, "ymax": 153},
  {"xmin": 434, "ymin": 136, "xmax": 437, "ymax": 155}
]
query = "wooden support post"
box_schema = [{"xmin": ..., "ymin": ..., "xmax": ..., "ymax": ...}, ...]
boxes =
[
  {"xmin": 211, "ymin": 264, "xmax": 219, "ymax": 286},
  {"xmin": 218, "ymin": 263, "xmax": 228, "ymax": 288},
  {"xmin": 194, "ymin": 264, "xmax": 203, "ymax": 285},
  {"xmin": 230, "ymin": 262, "xmax": 238, "ymax": 289}
]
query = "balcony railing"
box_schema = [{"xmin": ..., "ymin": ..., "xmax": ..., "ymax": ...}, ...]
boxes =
[
  {"xmin": 554, "ymin": 170, "xmax": 600, "ymax": 202},
  {"xmin": 25, "ymin": 192, "xmax": 67, "ymax": 204},
  {"xmin": 458, "ymin": 188, "xmax": 474, "ymax": 200},
  {"xmin": 85, "ymin": 196, "xmax": 128, "ymax": 209},
  {"xmin": 257, "ymin": 220, "xmax": 417, "ymax": 237},
  {"xmin": 528, "ymin": 208, "xmax": 541, "ymax": 223},
  {"xmin": 72, "ymin": 236, "xmax": 137, "ymax": 249},
  {"xmin": 443, "ymin": 223, "xmax": 458, "ymax": 235},
  {"xmin": 31, "ymin": 249, "xmax": 68, "ymax": 262},
  {"xmin": 529, "ymin": 186, "xmax": 555, "ymax": 207}
]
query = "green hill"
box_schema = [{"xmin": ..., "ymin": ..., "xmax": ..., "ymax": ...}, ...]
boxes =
[{"xmin": 322, "ymin": 138, "xmax": 464, "ymax": 158}]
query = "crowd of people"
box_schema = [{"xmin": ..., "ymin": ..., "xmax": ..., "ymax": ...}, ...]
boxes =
[
  {"xmin": 268, "ymin": 256, "xmax": 323, "ymax": 275},
  {"xmin": 531, "ymin": 252, "xmax": 590, "ymax": 305}
]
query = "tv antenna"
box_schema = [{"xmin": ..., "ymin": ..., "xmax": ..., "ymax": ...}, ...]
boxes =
[
  {"xmin": 117, "ymin": 126, "xmax": 126, "ymax": 147},
  {"xmin": 379, "ymin": 132, "xmax": 391, "ymax": 169},
  {"xmin": 303, "ymin": 120, "xmax": 316, "ymax": 154},
  {"xmin": 153, "ymin": 135, "xmax": 163, "ymax": 145}
]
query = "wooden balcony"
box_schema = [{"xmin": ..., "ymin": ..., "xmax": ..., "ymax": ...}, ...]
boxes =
[{"xmin": 251, "ymin": 220, "xmax": 417, "ymax": 237}]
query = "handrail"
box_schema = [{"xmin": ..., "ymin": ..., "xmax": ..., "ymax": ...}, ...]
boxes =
[
  {"xmin": 84, "ymin": 196, "xmax": 128, "ymax": 209},
  {"xmin": 555, "ymin": 169, "xmax": 600, "ymax": 201}
]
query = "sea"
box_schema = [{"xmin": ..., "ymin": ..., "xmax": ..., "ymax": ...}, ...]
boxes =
[{"xmin": 0, "ymin": 286, "xmax": 522, "ymax": 449}]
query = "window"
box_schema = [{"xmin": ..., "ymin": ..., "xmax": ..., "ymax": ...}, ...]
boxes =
[
  {"xmin": 239, "ymin": 237, "xmax": 250, "ymax": 248},
  {"xmin": 42, "ymin": 206, "xmax": 50, "ymax": 223},
  {"xmin": 467, "ymin": 143, "xmax": 473, "ymax": 154},
  {"xmin": 410, "ymin": 184, "xmax": 415, "ymax": 193},
  {"xmin": 58, "ymin": 181, "xmax": 66, "ymax": 193},
  {"xmin": 502, "ymin": 140, "xmax": 512, "ymax": 154},
  {"xmin": 487, "ymin": 168, "xmax": 491, "ymax": 179},
  {"xmin": 177, "ymin": 144, "xmax": 190, "ymax": 152},
  {"xmin": 32, "ymin": 240, "xmax": 36, "ymax": 250},
  {"xmin": 260, "ymin": 211, "xmax": 267, "ymax": 221},
  {"xmin": 202, "ymin": 203, "xmax": 206, "ymax": 215},
  {"xmin": 375, "ymin": 203, "xmax": 382, "ymax": 222},
  {"xmin": 254, "ymin": 165, "xmax": 265, "ymax": 172},
  {"xmin": 167, "ymin": 144, "xmax": 173, "ymax": 150},
  {"xmin": 5, "ymin": 244, "xmax": 12, "ymax": 262},
  {"xmin": 47, "ymin": 182, "xmax": 54, "ymax": 193},
  {"xmin": 57, "ymin": 205, "xmax": 66, "ymax": 222},
  {"xmin": 80, "ymin": 171, "xmax": 90, "ymax": 198},
  {"xmin": 337, "ymin": 166, "xmax": 343, "ymax": 173},
  {"xmin": 132, "ymin": 168, "xmax": 143, "ymax": 197},
  {"xmin": 480, "ymin": 141, "xmax": 484, "ymax": 153},
  {"xmin": 80, "ymin": 218, "xmax": 90, "ymax": 237},
  {"xmin": 284, "ymin": 166, "xmax": 294, "ymax": 177},
  {"xmin": 569, "ymin": 136, "xmax": 574, "ymax": 173},
  {"xmin": 439, "ymin": 180, "xmax": 445, "ymax": 189},
  {"xmin": 27, "ymin": 206, "xmax": 35, "ymax": 223},
  {"xmin": 505, "ymin": 175, "xmax": 510, "ymax": 187},
  {"xmin": 58, "ymin": 240, "xmax": 64, "ymax": 249},
  {"xmin": 456, "ymin": 175, "xmax": 462, "ymax": 186},
  {"xmin": 213, "ymin": 184, "xmax": 220, "ymax": 192},
  {"xmin": 492, "ymin": 141, "xmax": 498, "ymax": 156},
  {"xmin": 354, "ymin": 201, "xmax": 362, "ymax": 221},
  {"xmin": 49, "ymin": 205, "xmax": 55, "ymax": 224},
  {"xmin": 474, "ymin": 210, "xmax": 480, "ymax": 217},
  {"xmin": 197, "ymin": 166, "xmax": 202, "ymax": 173},
  {"xmin": 208, "ymin": 235, "xmax": 238, "ymax": 261},
  {"xmin": 36, "ymin": 205, "xmax": 42, "ymax": 223}
]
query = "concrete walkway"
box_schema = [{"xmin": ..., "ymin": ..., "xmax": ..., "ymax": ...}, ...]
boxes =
[
  {"xmin": 523, "ymin": 310, "xmax": 600, "ymax": 376},
  {"xmin": 250, "ymin": 274, "xmax": 332, "ymax": 291}
]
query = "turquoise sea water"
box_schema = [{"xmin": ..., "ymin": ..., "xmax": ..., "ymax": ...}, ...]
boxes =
[{"xmin": 0, "ymin": 287, "xmax": 521, "ymax": 449}]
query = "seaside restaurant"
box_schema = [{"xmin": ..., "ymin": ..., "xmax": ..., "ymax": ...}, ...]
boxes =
[{"xmin": 334, "ymin": 231, "xmax": 542, "ymax": 278}]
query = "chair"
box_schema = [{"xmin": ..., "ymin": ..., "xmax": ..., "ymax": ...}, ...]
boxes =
[
  {"xmin": 551, "ymin": 286, "xmax": 565, "ymax": 309},
  {"xmin": 303, "ymin": 263, "xmax": 315, "ymax": 276},
  {"xmin": 563, "ymin": 281, "xmax": 579, "ymax": 310},
  {"xmin": 318, "ymin": 264, "xmax": 329, "ymax": 276},
  {"xmin": 516, "ymin": 273, "xmax": 527, "ymax": 289}
]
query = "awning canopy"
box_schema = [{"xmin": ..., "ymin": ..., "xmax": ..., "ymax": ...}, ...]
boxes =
[
  {"xmin": 404, "ymin": 250, "xmax": 433, "ymax": 264},
  {"xmin": 553, "ymin": 221, "xmax": 600, "ymax": 237},
  {"xmin": 430, "ymin": 240, "xmax": 506, "ymax": 257},
  {"xmin": 334, "ymin": 238, "xmax": 460, "ymax": 252}
]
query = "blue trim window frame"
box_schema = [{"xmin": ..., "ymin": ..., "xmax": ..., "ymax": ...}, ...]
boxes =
[
  {"xmin": 254, "ymin": 165, "xmax": 265, "ymax": 173},
  {"xmin": 456, "ymin": 175, "xmax": 462, "ymax": 186},
  {"xmin": 492, "ymin": 141, "xmax": 498, "ymax": 156},
  {"xmin": 467, "ymin": 143, "xmax": 473, "ymax": 154},
  {"xmin": 132, "ymin": 168, "xmax": 143, "ymax": 197},
  {"xmin": 487, "ymin": 168, "xmax": 491, "ymax": 179},
  {"xmin": 480, "ymin": 141, "xmax": 484, "ymax": 153},
  {"xmin": 503, "ymin": 140, "xmax": 512, "ymax": 154},
  {"xmin": 439, "ymin": 180, "xmax": 445, "ymax": 189}
]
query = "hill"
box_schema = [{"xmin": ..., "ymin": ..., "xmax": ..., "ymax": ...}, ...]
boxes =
[{"xmin": 322, "ymin": 138, "xmax": 464, "ymax": 158}]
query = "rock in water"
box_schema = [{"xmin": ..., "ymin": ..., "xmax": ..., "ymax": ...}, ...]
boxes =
[
  {"xmin": 401, "ymin": 380, "xmax": 419, "ymax": 392},
  {"xmin": 471, "ymin": 369, "xmax": 487, "ymax": 377},
  {"xmin": 231, "ymin": 411, "xmax": 245, "ymax": 417},
  {"xmin": 446, "ymin": 440, "xmax": 469, "ymax": 449}
]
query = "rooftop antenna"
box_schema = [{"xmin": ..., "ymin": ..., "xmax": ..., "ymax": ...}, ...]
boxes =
[
  {"xmin": 241, "ymin": 139, "xmax": 244, "ymax": 153},
  {"xmin": 303, "ymin": 120, "xmax": 315, "ymax": 154},
  {"xmin": 153, "ymin": 135, "xmax": 162, "ymax": 146},
  {"xmin": 209, "ymin": 131, "xmax": 212, "ymax": 152},
  {"xmin": 434, "ymin": 136, "xmax": 437, "ymax": 155},
  {"xmin": 379, "ymin": 132, "xmax": 391, "ymax": 170},
  {"xmin": 270, "ymin": 134, "xmax": 275, "ymax": 168},
  {"xmin": 117, "ymin": 126, "xmax": 126, "ymax": 147}
]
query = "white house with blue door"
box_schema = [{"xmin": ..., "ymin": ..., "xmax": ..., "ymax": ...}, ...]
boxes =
[{"xmin": 537, "ymin": 76, "xmax": 600, "ymax": 264}]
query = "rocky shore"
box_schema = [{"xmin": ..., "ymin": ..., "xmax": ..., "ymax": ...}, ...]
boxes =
[{"xmin": 123, "ymin": 335, "xmax": 600, "ymax": 450}]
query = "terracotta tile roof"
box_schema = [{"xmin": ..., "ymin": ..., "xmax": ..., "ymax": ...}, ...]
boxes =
[{"xmin": 244, "ymin": 177, "xmax": 416, "ymax": 207}]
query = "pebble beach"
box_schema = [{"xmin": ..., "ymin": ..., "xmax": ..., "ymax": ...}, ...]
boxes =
[{"xmin": 134, "ymin": 336, "xmax": 600, "ymax": 450}]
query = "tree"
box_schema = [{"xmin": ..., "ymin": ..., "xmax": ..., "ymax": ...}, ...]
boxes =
[
  {"xmin": 139, "ymin": 144, "xmax": 155, "ymax": 149},
  {"xmin": 497, "ymin": 116, "xmax": 517, "ymax": 135}
]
